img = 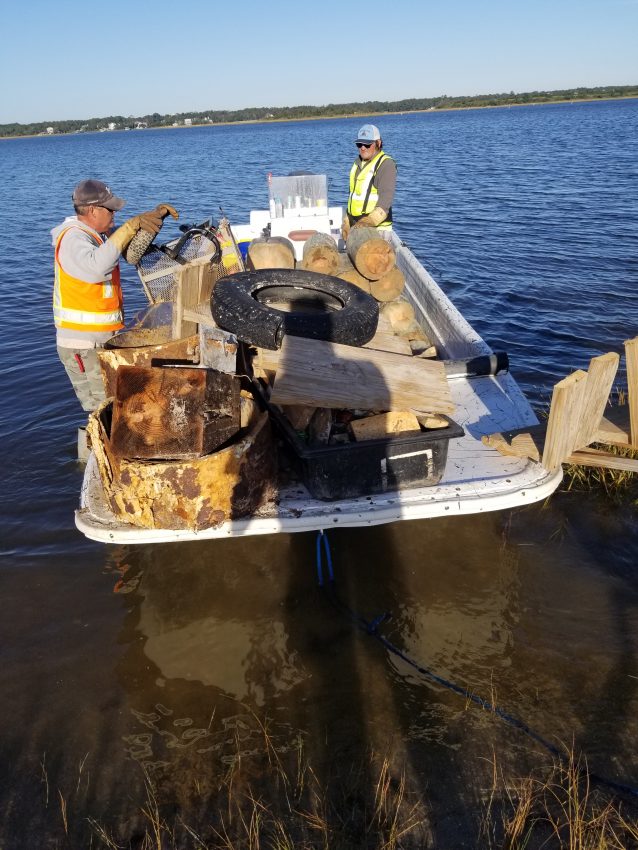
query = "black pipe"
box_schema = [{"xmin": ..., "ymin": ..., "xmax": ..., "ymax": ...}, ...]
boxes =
[{"xmin": 444, "ymin": 351, "xmax": 509, "ymax": 379}]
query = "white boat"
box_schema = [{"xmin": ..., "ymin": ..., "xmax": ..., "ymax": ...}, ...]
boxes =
[{"xmin": 75, "ymin": 198, "xmax": 562, "ymax": 544}]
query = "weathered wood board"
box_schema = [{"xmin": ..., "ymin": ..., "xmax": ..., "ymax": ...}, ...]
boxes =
[{"xmin": 269, "ymin": 336, "xmax": 454, "ymax": 415}]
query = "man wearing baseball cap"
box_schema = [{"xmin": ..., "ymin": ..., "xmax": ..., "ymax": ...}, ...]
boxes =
[
  {"xmin": 51, "ymin": 178, "xmax": 178, "ymax": 414},
  {"xmin": 342, "ymin": 124, "xmax": 397, "ymax": 241}
]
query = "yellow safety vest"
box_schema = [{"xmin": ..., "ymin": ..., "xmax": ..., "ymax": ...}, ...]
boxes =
[
  {"xmin": 53, "ymin": 226, "xmax": 124, "ymax": 333},
  {"xmin": 348, "ymin": 151, "xmax": 394, "ymax": 229}
]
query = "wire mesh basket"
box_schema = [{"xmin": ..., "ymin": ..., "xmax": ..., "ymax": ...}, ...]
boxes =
[{"xmin": 135, "ymin": 219, "xmax": 245, "ymax": 305}]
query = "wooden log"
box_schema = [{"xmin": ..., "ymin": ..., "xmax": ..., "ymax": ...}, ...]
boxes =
[
  {"xmin": 301, "ymin": 232, "xmax": 340, "ymax": 275},
  {"xmin": 87, "ymin": 401, "xmax": 276, "ymax": 531},
  {"xmin": 625, "ymin": 336, "xmax": 638, "ymax": 447},
  {"xmin": 369, "ymin": 266, "xmax": 405, "ymax": 302},
  {"xmin": 346, "ymin": 227, "xmax": 396, "ymax": 280},
  {"xmin": 573, "ymin": 352, "xmax": 619, "ymax": 450},
  {"xmin": 542, "ymin": 369, "xmax": 588, "ymax": 471},
  {"xmin": 269, "ymin": 335, "xmax": 454, "ymax": 415},
  {"xmin": 247, "ymin": 236, "xmax": 295, "ymax": 270},
  {"xmin": 350, "ymin": 411, "xmax": 421, "ymax": 441},
  {"xmin": 337, "ymin": 267, "xmax": 372, "ymax": 293},
  {"xmin": 410, "ymin": 340, "xmax": 438, "ymax": 358},
  {"xmin": 380, "ymin": 299, "xmax": 416, "ymax": 333},
  {"xmin": 110, "ymin": 365, "xmax": 241, "ymax": 460},
  {"xmin": 363, "ymin": 329, "xmax": 413, "ymax": 355}
]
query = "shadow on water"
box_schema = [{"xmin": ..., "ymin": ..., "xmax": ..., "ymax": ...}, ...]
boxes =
[{"xmin": 2, "ymin": 499, "xmax": 638, "ymax": 846}]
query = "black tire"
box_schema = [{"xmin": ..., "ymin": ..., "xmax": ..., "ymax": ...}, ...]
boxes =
[{"xmin": 212, "ymin": 268, "xmax": 379, "ymax": 350}]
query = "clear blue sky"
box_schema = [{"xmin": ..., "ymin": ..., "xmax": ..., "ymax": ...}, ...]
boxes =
[{"xmin": 1, "ymin": 0, "xmax": 637, "ymax": 124}]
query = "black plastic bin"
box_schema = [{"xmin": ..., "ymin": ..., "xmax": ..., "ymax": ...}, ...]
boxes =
[{"xmin": 268, "ymin": 402, "xmax": 464, "ymax": 501}]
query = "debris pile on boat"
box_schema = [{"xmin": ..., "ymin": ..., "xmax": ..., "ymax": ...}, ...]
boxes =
[{"xmin": 83, "ymin": 192, "xmax": 471, "ymax": 532}]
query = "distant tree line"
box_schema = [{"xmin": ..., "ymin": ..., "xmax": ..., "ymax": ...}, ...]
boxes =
[{"xmin": 2, "ymin": 85, "xmax": 637, "ymax": 138}]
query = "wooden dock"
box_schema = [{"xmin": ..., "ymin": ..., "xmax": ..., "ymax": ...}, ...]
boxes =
[{"xmin": 484, "ymin": 337, "xmax": 638, "ymax": 473}]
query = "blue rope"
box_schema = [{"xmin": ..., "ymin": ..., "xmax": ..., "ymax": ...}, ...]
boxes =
[
  {"xmin": 314, "ymin": 529, "xmax": 638, "ymax": 799},
  {"xmin": 315, "ymin": 529, "xmax": 334, "ymax": 586}
]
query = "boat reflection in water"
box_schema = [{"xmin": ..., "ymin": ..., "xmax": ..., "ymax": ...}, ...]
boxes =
[{"xmin": 104, "ymin": 511, "xmax": 571, "ymax": 844}]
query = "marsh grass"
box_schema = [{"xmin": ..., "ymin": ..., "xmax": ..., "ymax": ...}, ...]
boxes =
[
  {"xmin": 82, "ymin": 727, "xmax": 638, "ymax": 850},
  {"xmin": 480, "ymin": 745, "xmax": 638, "ymax": 850},
  {"xmin": 86, "ymin": 716, "xmax": 429, "ymax": 850},
  {"xmin": 563, "ymin": 441, "xmax": 638, "ymax": 502}
]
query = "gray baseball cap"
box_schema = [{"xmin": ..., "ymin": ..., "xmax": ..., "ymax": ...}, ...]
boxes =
[
  {"xmin": 72, "ymin": 179, "xmax": 126, "ymax": 211},
  {"xmin": 355, "ymin": 124, "xmax": 381, "ymax": 144}
]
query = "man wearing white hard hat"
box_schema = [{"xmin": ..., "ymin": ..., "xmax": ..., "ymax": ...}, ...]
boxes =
[{"xmin": 342, "ymin": 124, "xmax": 397, "ymax": 240}]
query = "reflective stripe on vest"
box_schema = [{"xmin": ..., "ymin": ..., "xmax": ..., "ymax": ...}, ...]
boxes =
[
  {"xmin": 53, "ymin": 226, "xmax": 124, "ymax": 332},
  {"xmin": 348, "ymin": 151, "xmax": 393, "ymax": 228}
]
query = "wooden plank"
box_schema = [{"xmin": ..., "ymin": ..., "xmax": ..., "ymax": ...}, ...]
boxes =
[
  {"xmin": 625, "ymin": 336, "xmax": 638, "ymax": 447},
  {"xmin": 542, "ymin": 369, "xmax": 588, "ymax": 472},
  {"xmin": 269, "ymin": 336, "xmax": 454, "ymax": 415},
  {"xmin": 482, "ymin": 430, "xmax": 542, "ymax": 462},
  {"xmin": 172, "ymin": 264, "xmax": 202, "ymax": 340},
  {"xmin": 254, "ymin": 329, "xmax": 413, "ymax": 372},
  {"xmin": 566, "ymin": 446, "xmax": 638, "ymax": 472},
  {"xmin": 573, "ymin": 352, "xmax": 619, "ymax": 450},
  {"xmin": 594, "ymin": 405, "xmax": 633, "ymax": 447}
]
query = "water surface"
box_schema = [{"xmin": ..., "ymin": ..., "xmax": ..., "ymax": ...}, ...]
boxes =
[{"xmin": 1, "ymin": 100, "xmax": 637, "ymax": 846}]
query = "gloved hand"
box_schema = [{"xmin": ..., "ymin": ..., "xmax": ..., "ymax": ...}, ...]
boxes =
[
  {"xmin": 341, "ymin": 214, "xmax": 351, "ymax": 241},
  {"xmin": 119, "ymin": 206, "xmax": 179, "ymax": 265},
  {"xmin": 352, "ymin": 206, "xmax": 387, "ymax": 229},
  {"xmin": 108, "ymin": 210, "xmax": 165, "ymax": 252},
  {"xmin": 155, "ymin": 203, "xmax": 179, "ymax": 220},
  {"xmin": 138, "ymin": 210, "xmax": 164, "ymax": 234}
]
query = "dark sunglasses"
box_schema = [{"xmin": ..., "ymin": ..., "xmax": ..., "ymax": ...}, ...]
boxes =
[{"xmin": 356, "ymin": 142, "xmax": 374, "ymax": 149}]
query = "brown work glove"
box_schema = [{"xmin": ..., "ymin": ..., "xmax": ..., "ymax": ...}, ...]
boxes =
[
  {"xmin": 121, "ymin": 206, "xmax": 179, "ymax": 265},
  {"xmin": 109, "ymin": 210, "xmax": 162, "ymax": 252},
  {"xmin": 352, "ymin": 206, "xmax": 387, "ymax": 229},
  {"xmin": 155, "ymin": 203, "xmax": 179, "ymax": 220},
  {"xmin": 341, "ymin": 214, "xmax": 351, "ymax": 241},
  {"xmin": 138, "ymin": 210, "xmax": 164, "ymax": 234}
]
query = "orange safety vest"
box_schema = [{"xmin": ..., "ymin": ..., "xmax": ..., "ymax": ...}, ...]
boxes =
[{"xmin": 53, "ymin": 226, "xmax": 124, "ymax": 332}]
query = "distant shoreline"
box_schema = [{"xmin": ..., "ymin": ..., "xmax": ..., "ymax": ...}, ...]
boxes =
[{"xmin": 2, "ymin": 94, "xmax": 637, "ymax": 141}]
